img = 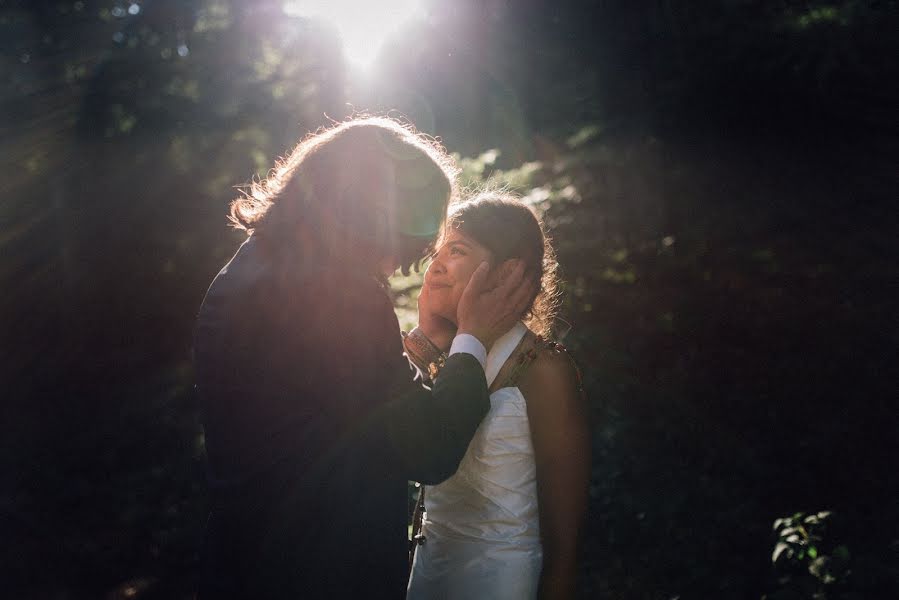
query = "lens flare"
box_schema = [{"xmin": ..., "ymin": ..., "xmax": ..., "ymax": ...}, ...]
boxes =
[{"xmin": 284, "ymin": 0, "xmax": 424, "ymax": 69}]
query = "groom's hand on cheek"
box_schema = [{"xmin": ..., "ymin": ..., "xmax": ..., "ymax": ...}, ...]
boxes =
[
  {"xmin": 484, "ymin": 259, "xmax": 518, "ymax": 291},
  {"xmin": 417, "ymin": 280, "xmax": 456, "ymax": 352},
  {"xmin": 457, "ymin": 260, "xmax": 535, "ymax": 349}
]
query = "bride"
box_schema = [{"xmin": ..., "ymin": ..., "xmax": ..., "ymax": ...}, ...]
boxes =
[{"xmin": 405, "ymin": 192, "xmax": 591, "ymax": 599}]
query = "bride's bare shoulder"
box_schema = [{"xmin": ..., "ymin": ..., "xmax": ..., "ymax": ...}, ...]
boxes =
[{"xmin": 518, "ymin": 335, "xmax": 584, "ymax": 407}]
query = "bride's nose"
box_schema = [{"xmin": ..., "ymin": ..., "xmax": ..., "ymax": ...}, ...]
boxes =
[{"xmin": 427, "ymin": 254, "xmax": 447, "ymax": 275}]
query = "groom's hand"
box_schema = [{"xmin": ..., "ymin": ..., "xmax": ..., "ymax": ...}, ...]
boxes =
[
  {"xmin": 416, "ymin": 278, "xmax": 456, "ymax": 352},
  {"xmin": 457, "ymin": 260, "xmax": 535, "ymax": 350}
]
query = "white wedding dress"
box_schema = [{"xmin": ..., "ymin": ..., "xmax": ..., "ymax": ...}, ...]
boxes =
[{"xmin": 407, "ymin": 322, "xmax": 542, "ymax": 599}]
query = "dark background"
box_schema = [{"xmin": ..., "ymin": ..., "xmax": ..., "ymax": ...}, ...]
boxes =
[{"xmin": 2, "ymin": 1, "xmax": 897, "ymax": 598}]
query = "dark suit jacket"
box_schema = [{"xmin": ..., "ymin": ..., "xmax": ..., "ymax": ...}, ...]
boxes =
[{"xmin": 194, "ymin": 237, "xmax": 488, "ymax": 599}]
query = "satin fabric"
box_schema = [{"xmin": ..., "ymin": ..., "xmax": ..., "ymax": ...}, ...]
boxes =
[{"xmin": 407, "ymin": 322, "xmax": 542, "ymax": 599}]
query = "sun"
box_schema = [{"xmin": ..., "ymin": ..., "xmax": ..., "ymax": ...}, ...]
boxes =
[{"xmin": 284, "ymin": 0, "xmax": 424, "ymax": 69}]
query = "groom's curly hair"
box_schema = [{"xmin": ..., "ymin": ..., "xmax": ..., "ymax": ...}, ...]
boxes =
[
  {"xmin": 229, "ymin": 115, "xmax": 458, "ymax": 275},
  {"xmin": 444, "ymin": 191, "xmax": 562, "ymax": 338}
]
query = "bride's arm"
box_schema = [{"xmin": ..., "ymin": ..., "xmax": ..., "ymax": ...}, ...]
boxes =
[{"xmin": 522, "ymin": 347, "xmax": 591, "ymax": 600}]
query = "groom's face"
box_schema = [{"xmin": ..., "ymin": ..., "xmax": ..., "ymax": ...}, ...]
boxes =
[{"xmin": 424, "ymin": 229, "xmax": 492, "ymax": 324}]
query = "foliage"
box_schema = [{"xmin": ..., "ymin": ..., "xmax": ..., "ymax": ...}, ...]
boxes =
[
  {"xmin": 453, "ymin": 118, "xmax": 898, "ymax": 598},
  {"xmin": 767, "ymin": 511, "xmax": 852, "ymax": 599}
]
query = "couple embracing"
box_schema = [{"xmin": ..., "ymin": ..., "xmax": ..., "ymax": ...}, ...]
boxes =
[{"xmin": 194, "ymin": 117, "xmax": 590, "ymax": 599}]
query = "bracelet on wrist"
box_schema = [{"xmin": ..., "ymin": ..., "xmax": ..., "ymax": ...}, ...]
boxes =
[
  {"xmin": 402, "ymin": 329, "xmax": 448, "ymax": 380},
  {"xmin": 426, "ymin": 354, "xmax": 447, "ymax": 381},
  {"xmin": 403, "ymin": 329, "xmax": 446, "ymax": 363}
]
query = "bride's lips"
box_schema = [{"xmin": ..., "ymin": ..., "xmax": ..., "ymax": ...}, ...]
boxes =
[{"xmin": 426, "ymin": 281, "xmax": 451, "ymax": 290}]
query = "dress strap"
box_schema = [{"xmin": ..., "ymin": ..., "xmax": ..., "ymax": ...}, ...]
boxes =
[
  {"xmin": 493, "ymin": 334, "xmax": 584, "ymax": 393},
  {"xmin": 483, "ymin": 322, "xmax": 528, "ymax": 387}
]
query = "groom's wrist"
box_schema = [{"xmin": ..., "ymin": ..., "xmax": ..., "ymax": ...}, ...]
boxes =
[
  {"xmin": 415, "ymin": 324, "xmax": 454, "ymax": 353},
  {"xmin": 403, "ymin": 328, "xmax": 448, "ymax": 378}
]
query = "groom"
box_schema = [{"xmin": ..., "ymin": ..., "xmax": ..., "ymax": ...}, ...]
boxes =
[{"xmin": 193, "ymin": 118, "xmax": 532, "ymax": 599}]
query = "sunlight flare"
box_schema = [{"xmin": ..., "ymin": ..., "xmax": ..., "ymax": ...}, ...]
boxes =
[{"xmin": 284, "ymin": 0, "xmax": 424, "ymax": 68}]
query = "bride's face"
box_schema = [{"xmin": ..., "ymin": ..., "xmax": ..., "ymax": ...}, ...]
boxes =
[{"xmin": 423, "ymin": 229, "xmax": 493, "ymax": 324}]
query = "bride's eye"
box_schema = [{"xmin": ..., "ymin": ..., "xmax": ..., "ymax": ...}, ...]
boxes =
[{"xmin": 450, "ymin": 245, "xmax": 465, "ymax": 256}]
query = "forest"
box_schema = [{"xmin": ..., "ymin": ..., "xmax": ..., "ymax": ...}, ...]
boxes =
[{"xmin": 2, "ymin": 1, "xmax": 897, "ymax": 598}]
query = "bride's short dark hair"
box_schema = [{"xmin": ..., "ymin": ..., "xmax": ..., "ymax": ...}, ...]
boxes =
[
  {"xmin": 230, "ymin": 116, "xmax": 458, "ymax": 274},
  {"xmin": 445, "ymin": 192, "xmax": 561, "ymax": 338}
]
